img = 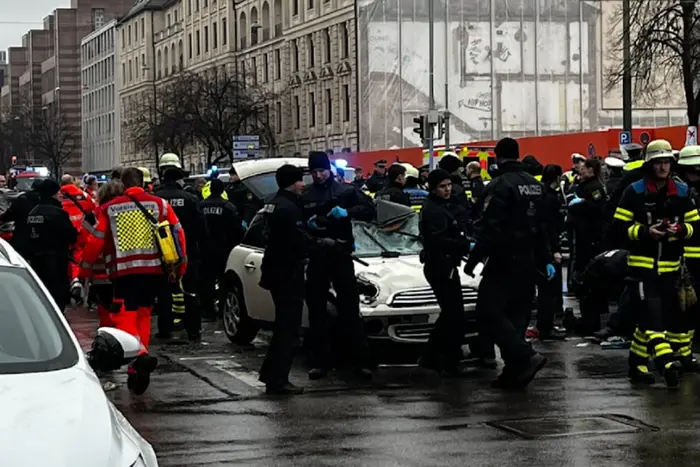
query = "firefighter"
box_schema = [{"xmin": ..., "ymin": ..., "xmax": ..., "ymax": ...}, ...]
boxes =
[
  {"xmin": 463, "ymin": 137, "xmax": 553, "ymax": 389},
  {"xmin": 302, "ymin": 151, "xmax": 375, "ymax": 380},
  {"xmin": 418, "ymin": 169, "xmax": 472, "ymax": 375},
  {"xmin": 24, "ymin": 180, "xmax": 78, "ymax": 312},
  {"xmin": 610, "ymin": 139, "xmax": 699, "ymax": 386},
  {"xmin": 138, "ymin": 167, "xmax": 154, "ymax": 193},
  {"xmin": 156, "ymin": 153, "xmax": 206, "ymax": 342},
  {"xmin": 59, "ymin": 174, "xmax": 97, "ymax": 303},
  {"xmin": 402, "ymin": 163, "xmax": 428, "ymax": 211},
  {"xmin": 376, "ymin": 163, "xmax": 411, "ymax": 206},
  {"xmin": 365, "ymin": 159, "xmax": 388, "ymax": 193},
  {"xmin": 200, "ymin": 178, "xmax": 246, "ymax": 321},
  {"xmin": 81, "ymin": 167, "xmax": 187, "ymax": 394},
  {"xmin": 671, "ymin": 144, "xmax": 700, "ymax": 372}
]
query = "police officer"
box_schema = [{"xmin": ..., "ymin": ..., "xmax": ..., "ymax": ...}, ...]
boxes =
[
  {"xmin": 611, "ymin": 139, "xmax": 698, "ymax": 386},
  {"xmin": 563, "ymin": 153, "xmax": 587, "ymax": 193},
  {"xmin": 225, "ymin": 168, "xmax": 256, "ymax": 224},
  {"xmin": 568, "ymin": 159, "xmax": 607, "ymax": 284},
  {"xmin": 365, "ymin": 159, "xmax": 388, "ymax": 193},
  {"xmin": 418, "ymin": 169, "xmax": 472, "ymax": 375},
  {"xmin": 0, "ymin": 178, "xmax": 42, "ymax": 258},
  {"xmin": 200, "ymin": 179, "xmax": 246, "ymax": 321},
  {"xmin": 464, "ymin": 137, "xmax": 553, "ymax": 389},
  {"xmin": 24, "ymin": 179, "xmax": 78, "ymax": 312},
  {"xmin": 464, "ymin": 161, "xmax": 486, "ymax": 219},
  {"xmin": 156, "ymin": 153, "xmax": 206, "ymax": 342},
  {"xmin": 402, "ymin": 164, "xmax": 428, "ymax": 211},
  {"xmin": 376, "ymin": 164, "xmax": 411, "ymax": 206},
  {"xmin": 438, "ymin": 154, "xmax": 470, "ymax": 216},
  {"xmin": 302, "ymin": 151, "xmax": 375, "ymax": 380},
  {"xmin": 351, "ymin": 168, "xmax": 366, "ymax": 190},
  {"xmin": 258, "ymin": 165, "xmax": 333, "ymax": 395},
  {"xmin": 606, "ymin": 143, "xmax": 645, "ymax": 220}
]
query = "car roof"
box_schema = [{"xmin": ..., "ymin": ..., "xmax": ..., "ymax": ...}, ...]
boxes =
[
  {"xmin": 0, "ymin": 238, "xmax": 27, "ymax": 268},
  {"xmin": 232, "ymin": 158, "xmax": 309, "ymax": 179}
]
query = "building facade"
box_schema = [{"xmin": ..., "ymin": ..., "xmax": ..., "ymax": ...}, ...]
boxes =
[
  {"xmin": 81, "ymin": 20, "xmax": 121, "ymax": 173},
  {"xmin": 0, "ymin": 51, "xmax": 7, "ymax": 89},
  {"xmin": 117, "ymin": 0, "xmax": 359, "ymax": 170}
]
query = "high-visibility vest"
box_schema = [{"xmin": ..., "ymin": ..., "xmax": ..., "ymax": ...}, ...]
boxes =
[
  {"xmin": 624, "ymin": 160, "xmax": 644, "ymax": 171},
  {"xmin": 202, "ymin": 181, "xmax": 229, "ymax": 200}
]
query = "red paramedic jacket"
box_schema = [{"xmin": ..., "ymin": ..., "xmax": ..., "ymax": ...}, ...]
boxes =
[{"xmin": 81, "ymin": 187, "xmax": 188, "ymax": 279}]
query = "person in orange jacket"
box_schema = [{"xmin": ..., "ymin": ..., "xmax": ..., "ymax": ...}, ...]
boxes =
[
  {"xmin": 85, "ymin": 175, "xmax": 99, "ymax": 202},
  {"xmin": 80, "ymin": 168, "xmax": 187, "ymax": 395},
  {"xmin": 59, "ymin": 174, "xmax": 97, "ymax": 300}
]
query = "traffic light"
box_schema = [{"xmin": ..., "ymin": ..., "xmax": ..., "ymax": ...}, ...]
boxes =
[
  {"xmin": 436, "ymin": 114, "xmax": 446, "ymax": 140},
  {"xmin": 413, "ymin": 116, "xmax": 426, "ymax": 141}
]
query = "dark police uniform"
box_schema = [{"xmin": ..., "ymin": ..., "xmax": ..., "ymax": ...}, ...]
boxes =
[
  {"xmin": 464, "ymin": 160, "xmax": 551, "ymax": 386},
  {"xmin": 258, "ymin": 188, "xmax": 330, "ymax": 390},
  {"xmin": 568, "ymin": 177, "xmax": 607, "ymax": 282},
  {"xmin": 302, "ymin": 178, "xmax": 375, "ymax": 374},
  {"xmin": 463, "ymin": 176, "xmax": 485, "ymax": 220},
  {"xmin": 156, "ymin": 181, "xmax": 206, "ymax": 339},
  {"xmin": 376, "ymin": 182, "xmax": 411, "ymax": 206},
  {"xmin": 200, "ymin": 193, "xmax": 245, "ymax": 319},
  {"xmin": 226, "ymin": 179, "xmax": 259, "ymax": 224},
  {"xmin": 404, "ymin": 185, "xmax": 428, "ymax": 212},
  {"xmin": 365, "ymin": 172, "xmax": 387, "ymax": 194},
  {"xmin": 25, "ymin": 197, "xmax": 78, "ymax": 311},
  {"xmin": 611, "ymin": 177, "xmax": 698, "ymax": 384},
  {"xmin": 0, "ymin": 187, "xmax": 41, "ymax": 258},
  {"xmin": 419, "ymin": 193, "xmax": 472, "ymax": 372}
]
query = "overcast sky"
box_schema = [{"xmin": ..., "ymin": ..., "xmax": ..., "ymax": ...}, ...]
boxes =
[{"xmin": 0, "ymin": 1, "xmax": 71, "ymax": 53}]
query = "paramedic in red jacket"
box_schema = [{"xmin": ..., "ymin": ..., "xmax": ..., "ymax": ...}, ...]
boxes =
[
  {"xmin": 59, "ymin": 174, "xmax": 97, "ymax": 288},
  {"xmin": 81, "ymin": 168, "xmax": 187, "ymax": 395}
]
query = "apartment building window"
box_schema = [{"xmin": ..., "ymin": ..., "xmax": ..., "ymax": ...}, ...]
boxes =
[
  {"xmin": 343, "ymin": 84, "xmax": 350, "ymax": 121},
  {"xmin": 294, "ymin": 96, "xmax": 300, "ymax": 129},
  {"xmin": 340, "ymin": 23, "xmax": 349, "ymax": 59},
  {"xmin": 308, "ymin": 0, "xmax": 314, "ymax": 9},
  {"xmin": 142, "ymin": 54, "xmax": 146, "ymax": 77},
  {"xmin": 196, "ymin": 30, "xmax": 201, "ymax": 55},
  {"xmin": 292, "ymin": 0, "xmax": 299, "ymax": 16},
  {"xmin": 188, "ymin": 0, "xmax": 192, "ymax": 15},
  {"xmin": 325, "ymin": 88, "xmax": 332, "ymax": 124},
  {"xmin": 128, "ymin": 25, "xmax": 132, "ymax": 45},
  {"xmin": 204, "ymin": 0, "xmax": 208, "ymax": 7},
  {"xmin": 291, "ymin": 40, "xmax": 299, "ymax": 72},
  {"xmin": 121, "ymin": 30, "xmax": 125, "ymax": 49},
  {"xmin": 204, "ymin": 26, "xmax": 209, "ymax": 52},
  {"xmin": 135, "ymin": 56, "xmax": 139, "ymax": 79},
  {"xmin": 213, "ymin": 22, "xmax": 218, "ymax": 49},
  {"xmin": 263, "ymin": 53, "xmax": 268, "ymax": 82},
  {"xmin": 141, "ymin": 18, "xmax": 145, "ymax": 39},
  {"xmin": 240, "ymin": 60, "xmax": 247, "ymax": 83},
  {"xmin": 307, "ymin": 35, "xmax": 314, "ymax": 68},
  {"xmin": 195, "ymin": 0, "xmax": 199, "ymax": 11},
  {"xmin": 92, "ymin": 8, "xmax": 105, "ymax": 31},
  {"xmin": 323, "ymin": 28, "xmax": 331, "ymax": 63},
  {"xmin": 174, "ymin": 10, "xmax": 178, "ymax": 22},
  {"xmin": 252, "ymin": 57, "xmax": 257, "ymax": 84},
  {"xmin": 167, "ymin": 14, "xmax": 171, "ymax": 26},
  {"xmin": 188, "ymin": 33, "xmax": 193, "ymax": 58},
  {"xmin": 275, "ymin": 102, "xmax": 282, "ymax": 133},
  {"xmin": 222, "ymin": 19, "xmax": 227, "ymax": 45},
  {"xmin": 128, "ymin": 60, "xmax": 133, "ymax": 82},
  {"xmin": 121, "ymin": 63, "xmax": 125, "ymax": 85},
  {"xmin": 274, "ymin": 49, "xmax": 281, "ymax": 79},
  {"xmin": 134, "ymin": 23, "xmax": 139, "ymax": 42},
  {"xmin": 309, "ymin": 92, "xmax": 316, "ymax": 127}
]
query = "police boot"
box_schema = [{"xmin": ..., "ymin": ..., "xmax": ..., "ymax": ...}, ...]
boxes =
[
  {"xmin": 662, "ymin": 361, "xmax": 683, "ymax": 388},
  {"xmin": 628, "ymin": 365, "xmax": 655, "ymax": 384}
]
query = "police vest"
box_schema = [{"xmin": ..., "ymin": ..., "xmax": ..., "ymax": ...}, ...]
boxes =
[
  {"xmin": 624, "ymin": 160, "xmax": 644, "ymax": 172},
  {"xmin": 202, "ymin": 181, "xmax": 229, "ymax": 200},
  {"xmin": 404, "ymin": 187, "xmax": 428, "ymax": 212}
]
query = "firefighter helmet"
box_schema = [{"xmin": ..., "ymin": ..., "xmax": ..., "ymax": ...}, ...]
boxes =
[
  {"xmin": 401, "ymin": 163, "xmax": 419, "ymax": 179},
  {"xmin": 137, "ymin": 167, "xmax": 152, "ymax": 183},
  {"xmin": 677, "ymin": 145, "xmax": 700, "ymax": 166},
  {"xmin": 159, "ymin": 153, "xmax": 182, "ymax": 170},
  {"xmin": 644, "ymin": 139, "xmax": 675, "ymax": 163}
]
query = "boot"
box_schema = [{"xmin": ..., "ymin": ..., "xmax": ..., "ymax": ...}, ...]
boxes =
[
  {"xmin": 628, "ymin": 365, "xmax": 655, "ymax": 384},
  {"xmin": 663, "ymin": 361, "xmax": 682, "ymax": 387},
  {"xmin": 127, "ymin": 354, "xmax": 158, "ymax": 395}
]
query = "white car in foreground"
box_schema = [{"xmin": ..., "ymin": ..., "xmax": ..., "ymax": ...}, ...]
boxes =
[
  {"xmin": 219, "ymin": 158, "xmax": 483, "ymax": 345},
  {"xmin": 0, "ymin": 240, "xmax": 158, "ymax": 467}
]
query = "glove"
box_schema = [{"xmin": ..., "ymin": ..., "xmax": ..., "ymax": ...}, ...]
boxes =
[
  {"xmin": 307, "ymin": 215, "xmax": 325, "ymax": 230},
  {"xmin": 241, "ymin": 220, "xmax": 248, "ymax": 229},
  {"xmin": 546, "ymin": 264, "xmax": 556, "ymax": 281},
  {"xmin": 328, "ymin": 206, "xmax": 348, "ymax": 219},
  {"xmin": 568, "ymin": 197, "xmax": 583, "ymax": 207}
]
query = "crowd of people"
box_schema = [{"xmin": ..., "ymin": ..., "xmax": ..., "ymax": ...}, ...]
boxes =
[{"xmin": 3, "ymin": 136, "xmax": 700, "ymax": 396}]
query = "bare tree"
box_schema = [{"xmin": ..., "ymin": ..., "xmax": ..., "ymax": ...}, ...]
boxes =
[
  {"xmin": 606, "ymin": 0, "xmax": 700, "ymax": 125},
  {"xmin": 19, "ymin": 105, "xmax": 77, "ymax": 176}
]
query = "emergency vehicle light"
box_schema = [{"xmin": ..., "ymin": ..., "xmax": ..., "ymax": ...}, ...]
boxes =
[{"xmin": 334, "ymin": 159, "xmax": 348, "ymax": 169}]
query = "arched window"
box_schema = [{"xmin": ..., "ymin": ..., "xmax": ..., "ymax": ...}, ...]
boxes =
[
  {"xmin": 262, "ymin": 2, "xmax": 270, "ymax": 41},
  {"xmin": 239, "ymin": 12, "xmax": 247, "ymax": 48}
]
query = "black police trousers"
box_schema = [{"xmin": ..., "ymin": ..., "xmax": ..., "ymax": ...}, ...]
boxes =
[
  {"xmin": 32, "ymin": 255, "xmax": 70, "ymax": 313},
  {"xmin": 423, "ymin": 262, "xmax": 466, "ymax": 368},
  {"xmin": 259, "ymin": 267, "xmax": 304, "ymax": 386},
  {"xmin": 157, "ymin": 267, "xmax": 201, "ymax": 338},
  {"xmin": 306, "ymin": 253, "xmax": 370, "ymax": 370},
  {"xmin": 628, "ymin": 275, "xmax": 687, "ymax": 370},
  {"xmin": 200, "ymin": 255, "xmax": 227, "ymax": 320},
  {"xmin": 477, "ymin": 262, "xmax": 535, "ymax": 368},
  {"xmin": 536, "ymin": 262, "xmax": 563, "ymax": 336}
]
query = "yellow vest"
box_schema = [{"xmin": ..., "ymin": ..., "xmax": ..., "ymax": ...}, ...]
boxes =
[
  {"xmin": 201, "ymin": 181, "xmax": 229, "ymax": 200},
  {"xmin": 624, "ymin": 160, "xmax": 644, "ymax": 171},
  {"xmin": 535, "ymin": 175, "xmax": 542, "ymax": 182}
]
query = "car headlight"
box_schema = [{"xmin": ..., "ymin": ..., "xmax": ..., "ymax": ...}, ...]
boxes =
[{"xmin": 357, "ymin": 275, "xmax": 380, "ymax": 305}]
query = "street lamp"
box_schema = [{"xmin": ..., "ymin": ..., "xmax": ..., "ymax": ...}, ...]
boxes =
[{"xmin": 142, "ymin": 64, "xmax": 159, "ymax": 167}]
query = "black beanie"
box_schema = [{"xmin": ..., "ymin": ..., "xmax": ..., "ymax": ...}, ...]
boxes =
[
  {"xmin": 276, "ymin": 164, "xmax": 304, "ymax": 189},
  {"xmin": 438, "ymin": 155, "xmax": 461, "ymax": 173},
  {"xmin": 427, "ymin": 169, "xmax": 451, "ymax": 191},
  {"xmin": 495, "ymin": 137, "xmax": 519, "ymax": 160},
  {"xmin": 37, "ymin": 179, "xmax": 60, "ymax": 198},
  {"xmin": 308, "ymin": 151, "xmax": 331, "ymax": 171}
]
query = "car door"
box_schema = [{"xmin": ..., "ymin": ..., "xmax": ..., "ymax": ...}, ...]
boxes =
[{"xmin": 229, "ymin": 215, "xmax": 276, "ymax": 323}]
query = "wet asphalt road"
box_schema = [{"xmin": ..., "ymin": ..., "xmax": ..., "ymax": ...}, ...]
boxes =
[{"xmin": 68, "ymin": 308, "xmax": 700, "ymax": 467}]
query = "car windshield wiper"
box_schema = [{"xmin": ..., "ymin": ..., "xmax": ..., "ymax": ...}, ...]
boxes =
[{"xmin": 360, "ymin": 225, "xmax": 401, "ymax": 257}]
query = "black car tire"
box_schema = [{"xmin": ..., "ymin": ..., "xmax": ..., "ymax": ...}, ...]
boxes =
[{"xmin": 221, "ymin": 273, "xmax": 260, "ymax": 345}]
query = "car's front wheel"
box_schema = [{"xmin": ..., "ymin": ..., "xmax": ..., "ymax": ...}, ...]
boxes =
[{"xmin": 221, "ymin": 274, "xmax": 260, "ymax": 345}]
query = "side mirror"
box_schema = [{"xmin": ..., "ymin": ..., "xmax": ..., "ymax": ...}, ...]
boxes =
[{"xmin": 86, "ymin": 327, "xmax": 143, "ymax": 373}]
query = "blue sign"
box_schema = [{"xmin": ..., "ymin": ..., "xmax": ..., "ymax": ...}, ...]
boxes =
[
  {"xmin": 233, "ymin": 135, "xmax": 260, "ymax": 160},
  {"xmin": 619, "ymin": 131, "xmax": 631, "ymax": 146}
]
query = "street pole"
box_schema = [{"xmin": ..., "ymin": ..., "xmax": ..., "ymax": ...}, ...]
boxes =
[
  {"xmin": 622, "ymin": 0, "xmax": 632, "ymax": 132},
  {"xmin": 428, "ymin": 0, "xmax": 436, "ymax": 169},
  {"xmin": 444, "ymin": 0, "xmax": 450, "ymax": 151}
]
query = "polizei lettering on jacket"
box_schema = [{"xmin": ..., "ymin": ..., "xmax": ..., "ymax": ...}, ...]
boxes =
[{"xmin": 518, "ymin": 184, "xmax": 543, "ymax": 196}]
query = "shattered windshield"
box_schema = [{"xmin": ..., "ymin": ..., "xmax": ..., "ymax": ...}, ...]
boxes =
[{"xmin": 352, "ymin": 215, "xmax": 422, "ymax": 258}]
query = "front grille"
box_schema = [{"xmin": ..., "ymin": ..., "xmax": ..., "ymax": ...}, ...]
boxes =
[{"xmin": 388, "ymin": 286, "xmax": 478, "ymax": 308}]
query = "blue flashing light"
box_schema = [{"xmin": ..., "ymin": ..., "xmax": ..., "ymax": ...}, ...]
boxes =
[
  {"xmin": 100, "ymin": 174, "xmax": 107, "ymax": 180},
  {"xmin": 211, "ymin": 165, "xmax": 218, "ymax": 171},
  {"xmin": 334, "ymin": 159, "xmax": 348, "ymax": 169}
]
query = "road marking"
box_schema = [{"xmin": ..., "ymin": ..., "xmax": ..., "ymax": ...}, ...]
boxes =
[
  {"xmin": 206, "ymin": 359, "xmax": 265, "ymax": 390},
  {"xmin": 178, "ymin": 355, "xmax": 235, "ymax": 361}
]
